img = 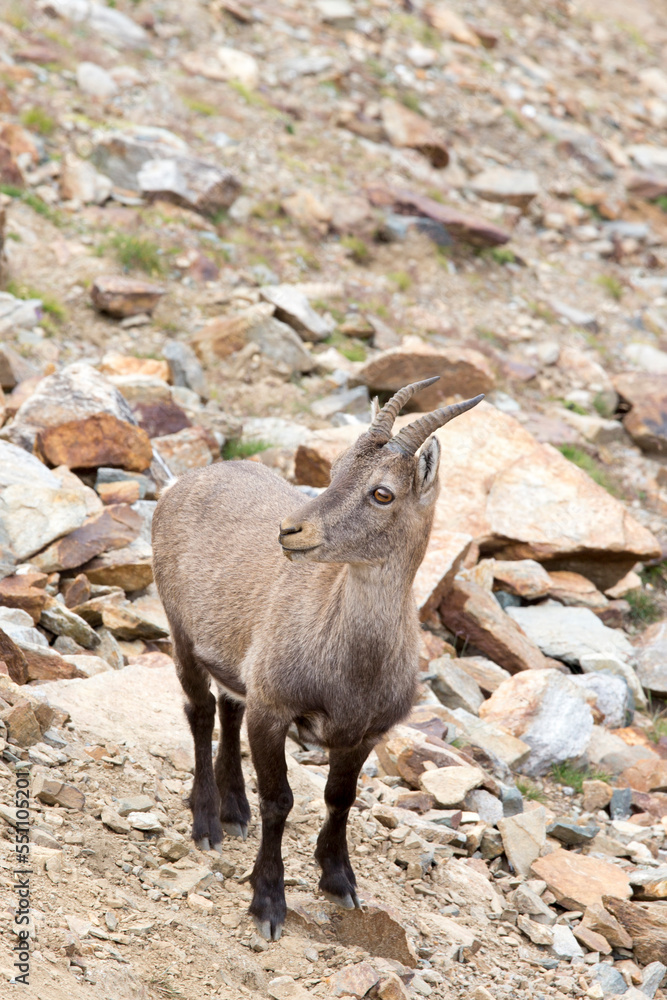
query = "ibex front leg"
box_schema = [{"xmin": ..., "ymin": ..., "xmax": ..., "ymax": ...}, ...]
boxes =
[
  {"xmin": 247, "ymin": 709, "xmax": 293, "ymax": 941},
  {"xmin": 315, "ymin": 743, "xmax": 371, "ymax": 909}
]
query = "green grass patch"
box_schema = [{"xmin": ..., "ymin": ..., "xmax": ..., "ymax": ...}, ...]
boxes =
[
  {"xmin": 341, "ymin": 236, "xmax": 370, "ymax": 265},
  {"xmin": 489, "ymin": 247, "xmax": 516, "ymax": 265},
  {"xmin": 388, "ymin": 270, "xmax": 411, "ymax": 292},
  {"xmin": 400, "ymin": 92, "xmax": 421, "ymax": 113},
  {"xmin": 625, "ymin": 589, "xmax": 662, "ymax": 627},
  {"xmin": 655, "ymin": 195, "xmax": 667, "ymax": 213},
  {"xmin": 516, "ymin": 778, "xmax": 546, "ymax": 802},
  {"xmin": 550, "ymin": 762, "xmax": 610, "ymax": 793},
  {"xmin": 222, "ymin": 439, "xmax": 270, "ymax": 461},
  {"xmin": 558, "ymin": 444, "xmax": 618, "ymax": 495},
  {"xmin": 6, "ymin": 281, "xmax": 66, "ymax": 321},
  {"xmin": 21, "ymin": 106, "xmax": 56, "ymax": 136},
  {"xmin": 324, "ymin": 331, "xmax": 367, "ymax": 363},
  {"xmin": 183, "ymin": 97, "xmax": 218, "ymax": 116},
  {"xmin": 596, "ymin": 273, "xmax": 623, "ymax": 301},
  {"xmin": 593, "ymin": 392, "xmax": 614, "ymax": 418},
  {"xmin": 0, "ymin": 185, "xmax": 64, "ymax": 226},
  {"xmin": 563, "ymin": 399, "xmax": 588, "ymax": 416},
  {"xmin": 108, "ymin": 234, "xmax": 163, "ymax": 275}
]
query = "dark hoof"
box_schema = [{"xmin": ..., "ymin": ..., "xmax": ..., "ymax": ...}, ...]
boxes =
[
  {"xmin": 319, "ymin": 868, "xmax": 359, "ymax": 910},
  {"xmin": 322, "ymin": 889, "xmax": 359, "ymax": 910},
  {"xmin": 194, "ymin": 837, "xmax": 210, "ymax": 852},
  {"xmin": 222, "ymin": 821, "xmax": 248, "ymax": 840},
  {"xmin": 252, "ymin": 915, "xmax": 283, "ymax": 941},
  {"xmin": 191, "ymin": 802, "xmax": 223, "ymax": 850}
]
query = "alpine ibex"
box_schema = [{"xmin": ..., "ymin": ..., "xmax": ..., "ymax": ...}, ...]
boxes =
[{"xmin": 152, "ymin": 378, "xmax": 483, "ymax": 940}]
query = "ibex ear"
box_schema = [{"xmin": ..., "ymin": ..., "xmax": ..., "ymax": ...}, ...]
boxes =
[{"xmin": 415, "ymin": 435, "xmax": 440, "ymax": 494}]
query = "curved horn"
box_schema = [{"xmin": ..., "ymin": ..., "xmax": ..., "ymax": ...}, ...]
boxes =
[
  {"xmin": 386, "ymin": 394, "xmax": 485, "ymax": 456},
  {"xmin": 367, "ymin": 377, "xmax": 440, "ymax": 440}
]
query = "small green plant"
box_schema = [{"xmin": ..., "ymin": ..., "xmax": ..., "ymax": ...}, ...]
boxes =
[
  {"xmin": 490, "ymin": 247, "xmax": 516, "ymax": 265},
  {"xmin": 388, "ymin": 270, "xmax": 411, "ymax": 292},
  {"xmin": 655, "ymin": 196, "xmax": 667, "ymax": 213},
  {"xmin": 21, "ymin": 106, "xmax": 56, "ymax": 136},
  {"xmin": 149, "ymin": 976, "xmax": 184, "ymax": 999},
  {"xmin": 625, "ymin": 589, "xmax": 662, "ymax": 627},
  {"xmin": 1, "ymin": 185, "xmax": 64, "ymax": 225},
  {"xmin": 563, "ymin": 399, "xmax": 588, "ymax": 416},
  {"xmin": 592, "ymin": 392, "xmax": 614, "ymax": 418},
  {"xmin": 596, "ymin": 273, "xmax": 623, "ymax": 301},
  {"xmin": 646, "ymin": 700, "xmax": 667, "ymax": 744},
  {"xmin": 183, "ymin": 97, "xmax": 218, "ymax": 116},
  {"xmin": 558, "ymin": 444, "xmax": 618, "ymax": 495},
  {"xmin": 338, "ymin": 342, "xmax": 367, "ymax": 363},
  {"xmin": 400, "ymin": 92, "xmax": 421, "ymax": 113},
  {"xmin": 504, "ymin": 107, "xmax": 525, "ymax": 130},
  {"xmin": 109, "ymin": 234, "xmax": 163, "ymax": 275},
  {"xmin": 550, "ymin": 762, "xmax": 610, "ymax": 793},
  {"xmin": 6, "ymin": 281, "xmax": 66, "ymax": 322},
  {"xmin": 341, "ymin": 236, "xmax": 370, "ymax": 265},
  {"xmin": 222, "ymin": 439, "xmax": 270, "ymax": 461},
  {"xmin": 324, "ymin": 331, "xmax": 367, "ymax": 362},
  {"xmin": 516, "ymin": 778, "xmax": 546, "ymax": 803}
]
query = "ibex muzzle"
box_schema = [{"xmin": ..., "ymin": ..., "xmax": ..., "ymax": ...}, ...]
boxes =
[{"xmin": 152, "ymin": 377, "xmax": 483, "ymax": 941}]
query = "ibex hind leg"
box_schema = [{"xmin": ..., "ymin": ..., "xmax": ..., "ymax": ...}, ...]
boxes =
[
  {"xmin": 174, "ymin": 632, "xmax": 223, "ymax": 852},
  {"xmin": 315, "ymin": 744, "xmax": 371, "ymax": 909},
  {"xmin": 215, "ymin": 695, "xmax": 251, "ymax": 840}
]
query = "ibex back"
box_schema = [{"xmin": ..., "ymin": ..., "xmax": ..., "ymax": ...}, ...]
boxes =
[{"xmin": 152, "ymin": 378, "xmax": 483, "ymax": 940}]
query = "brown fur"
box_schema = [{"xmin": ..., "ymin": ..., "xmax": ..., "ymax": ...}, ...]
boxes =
[{"xmin": 152, "ymin": 384, "xmax": 480, "ymax": 939}]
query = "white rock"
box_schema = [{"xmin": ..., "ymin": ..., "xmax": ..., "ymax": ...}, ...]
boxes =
[
  {"xmin": 216, "ymin": 47, "xmax": 260, "ymax": 88},
  {"xmin": 0, "ymin": 441, "xmax": 59, "ymax": 490},
  {"xmin": 60, "ymin": 151, "xmax": 112, "ymax": 205},
  {"xmin": 0, "ymin": 484, "xmax": 94, "ymax": 561},
  {"xmin": 260, "ymin": 285, "xmax": 334, "ymax": 342},
  {"xmin": 498, "ymin": 807, "xmax": 546, "ymax": 877},
  {"xmin": 76, "ymin": 61, "xmax": 118, "ymax": 98},
  {"xmin": 571, "ymin": 672, "xmax": 631, "ymax": 728},
  {"xmin": 420, "ymin": 764, "xmax": 485, "ymax": 806},
  {"xmin": 507, "ymin": 602, "xmax": 634, "ymax": 666},
  {"xmin": 470, "ymin": 167, "xmax": 539, "ymax": 208},
  {"xmin": 0, "ymin": 607, "xmax": 48, "ymax": 647},
  {"xmin": 406, "ymin": 43, "xmax": 437, "ymax": 68},
  {"xmin": 62, "ymin": 655, "xmax": 112, "ymax": 678},
  {"xmin": 47, "ymin": 0, "xmax": 147, "ymax": 48},
  {"xmin": 551, "ymin": 923, "xmax": 584, "ymax": 960},
  {"xmin": 127, "ymin": 811, "xmax": 163, "ymax": 832},
  {"xmin": 0, "ymin": 292, "xmax": 43, "ymax": 334},
  {"xmin": 579, "ymin": 652, "xmax": 646, "ymax": 709},
  {"xmin": 624, "ymin": 342, "xmax": 667, "ymax": 374}
]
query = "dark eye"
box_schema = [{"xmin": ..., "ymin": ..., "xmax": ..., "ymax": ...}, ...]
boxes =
[{"xmin": 373, "ymin": 487, "xmax": 394, "ymax": 504}]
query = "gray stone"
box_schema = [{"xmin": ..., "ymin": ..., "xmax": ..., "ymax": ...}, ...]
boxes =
[
  {"xmin": 464, "ymin": 788, "xmax": 503, "ymax": 827},
  {"xmin": 118, "ymin": 794, "xmax": 153, "ymax": 816},
  {"xmin": 62, "ymin": 654, "xmax": 111, "ymax": 677},
  {"xmin": 96, "ymin": 627, "xmax": 125, "ymax": 670},
  {"xmin": 551, "ymin": 924, "xmax": 584, "ymax": 960},
  {"xmin": 260, "ymin": 286, "xmax": 334, "ymax": 342},
  {"xmin": 634, "ymin": 622, "xmax": 667, "ymax": 696},
  {"xmin": 40, "ymin": 602, "xmax": 100, "ymax": 650},
  {"xmin": 512, "ymin": 884, "xmax": 556, "ymax": 925},
  {"xmin": 153, "ymin": 864, "xmax": 214, "ymax": 897},
  {"xmin": 428, "ymin": 657, "xmax": 485, "ymax": 715},
  {"xmin": 0, "ymin": 484, "xmax": 93, "ymax": 562},
  {"xmin": 448, "ymin": 709, "xmax": 531, "ymax": 769},
  {"xmin": 571, "ymin": 672, "xmax": 632, "ymax": 728},
  {"xmin": 610, "ymin": 787, "xmax": 633, "ymax": 821},
  {"xmin": 315, "ymin": 0, "xmax": 355, "ymax": 26},
  {"xmin": 546, "ymin": 820, "xmax": 599, "ymax": 846},
  {"xmin": 500, "ymin": 785, "xmax": 524, "ymax": 817},
  {"xmin": 95, "ymin": 468, "xmax": 153, "ymax": 500},
  {"xmin": 127, "ymin": 810, "xmax": 163, "ymax": 832},
  {"xmin": 470, "ymin": 167, "xmax": 539, "ymax": 208},
  {"xmin": 241, "ymin": 417, "xmax": 312, "ymax": 450},
  {"xmin": 162, "ymin": 340, "xmax": 207, "ymax": 398},
  {"xmin": 641, "ymin": 962, "xmax": 666, "ymax": 999},
  {"xmin": 248, "ymin": 317, "xmax": 316, "ymax": 375},
  {"xmin": 137, "ymin": 155, "xmax": 241, "ymax": 217},
  {"xmin": 580, "ymin": 652, "xmax": 646, "ymax": 710},
  {"xmin": 497, "ymin": 807, "xmax": 546, "ymax": 877},
  {"xmin": 507, "ymin": 602, "xmax": 634, "ymax": 667},
  {"xmin": 48, "ymin": 0, "xmax": 148, "ymax": 48},
  {"xmin": 0, "ymin": 441, "xmax": 58, "ymax": 490},
  {"xmin": 586, "ymin": 725, "xmax": 658, "ymax": 776},
  {"xmin": 311, "ymin": 386, "xmax": 369, "ymax": 420},
  {"xmin": 91, "ymin": 127, "xmax": 187, "ymax": 190},
  {"xmin": 101, "ymin": 806, "xmax": 131, "ymax": 834},
  {"xmin": 0, "ymin": 292, "xmax": 43, "ymax": 335},
  {"xmin": 76, "ymin": 61, "xmax": 118, "ymax": 98},
  {"xmin": 550, "ymin": 299, "xmax": 598, "ymax": 331},
  {"xmin": 590, "ymin": 962, "xmax": 628, "ymax": 997},
  {"xmin": 0, "ymin": 607, "xmax": 49, "ymax": 647}
]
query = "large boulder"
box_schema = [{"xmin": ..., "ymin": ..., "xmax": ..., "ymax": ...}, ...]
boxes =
[
  {"xmin": 293, "ymin": 403, "xmax": 659, "ymax": 588},
  {"xmin": 479, "ymin": 669, "xmax": 594, "ymax": 776},
  {"xmin": 613, "ymin": 373, "xmax": 667, "ymax": 454}
]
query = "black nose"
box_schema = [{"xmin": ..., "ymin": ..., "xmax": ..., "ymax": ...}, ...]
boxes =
[{"xmin": 279, "ymin": 525, "xmax": 301, "ymax": 538}]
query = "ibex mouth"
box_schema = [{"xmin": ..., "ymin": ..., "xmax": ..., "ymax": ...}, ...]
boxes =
[{"xmin": 281, "ymin": 544, "xmax": 320, "ymax": 562}]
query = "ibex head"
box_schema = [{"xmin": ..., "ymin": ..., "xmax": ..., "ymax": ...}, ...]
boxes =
[{"xmin": 279, "ymin": 378, "xmax": 483, "ymax": 565}]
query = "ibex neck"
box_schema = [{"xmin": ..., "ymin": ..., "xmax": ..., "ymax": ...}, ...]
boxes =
[{"xmin": 339, "ymin": 555, "xmax": 419, "ymax": 625}]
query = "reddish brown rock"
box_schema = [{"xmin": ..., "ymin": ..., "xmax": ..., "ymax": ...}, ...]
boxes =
[
  {"xmin": 368, "ymin": 186, "xmax": 511, "ymax": 247},
  {"xmin": 603, "ymin": 897, "xmax": 667, "ymax": 965},
  {"xmin": 0, "ymin": 345, "xmax": 36, "ymax": 392},
  {"xmin": 0, "ymin": 123, "xmax": 38, "ymax": 185},
  {"xmin": 82, "ymin": 542, "xmax": 153, "ymax": 592},
  {"xmin": 358, "ymin": 337, "xmax": 495, "ymax": 410},
  {"xmin": 393, "ymin": 790, "xmax": 435, "ymax": 813},
  {"xmin": 190, "ymin": 305, "xmax": 274, "ymax": 363},
  {"xmin": 376, "ymin": 726, "xmax": 470, "ymax": 787},
  {"xmin": 33, "ymin": 505, "xmax": 142, "ymax": 572},
  {"xmin": 91, "ymin": 275, "xmax": 166, "ymax": 318},
  {"xmin": 486, "ymin": 558, "xmax": 551, "ymax": 600},
  {"xmin": 132, "ymin": 399, "xmax": 191, "ymax": 439},
  {"xmin": 37, "ymin": 413, "xmax": 152, "ymax": 472},
  {"xmin": 330, "ymin": 962, "xmax": 379, "ymax": 999},
  {"xmin": 380, "ymin": 98, "xmax": 449, "ymax": 168},
  {"xmin": 613, "ymin": 373, "xmax": 667, "ymax": 454},
  {"xmin": 0, "ymin": 628, "xmax": 28, "ymax": 685},
  {"xmin": 531, "ymin": 848, "xmax": 631, "ymax": 909},
  {"xmin": 23, "ymin": 646, "xmax": 83, "ymax": 682},
  {"xmin": 61, "ymin": 574, "xmax": 91, "ymax": 610},
  {"xmin": 0, "ymin": 573, "xmax": 48, "ymax": 623},
  {"xmin": 97, "ymin": 480, "xmax": 141, "ymax": 505},
  {"xmin": 582, "ymin": 902, "xmax": 634, "ymax": 949},
  {"xmin": 286, "ymin": 894, "xmax": 418, "ymax": 966},
  {"xmin": 414, "ymin": 527, "xmax": 472, "ymax": 620},
  {"xmin": 547, "ymin": 570, "xmax": 608, "ymax": 609},
  {"xmin": 439, "ymin": 578, "xmax": 549, "ymax": 674}
]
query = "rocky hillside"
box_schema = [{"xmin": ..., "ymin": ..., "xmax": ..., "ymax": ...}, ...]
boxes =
[{"xmin": 1, "ymin": 0, "xmax": 667, "ymax": 998}]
